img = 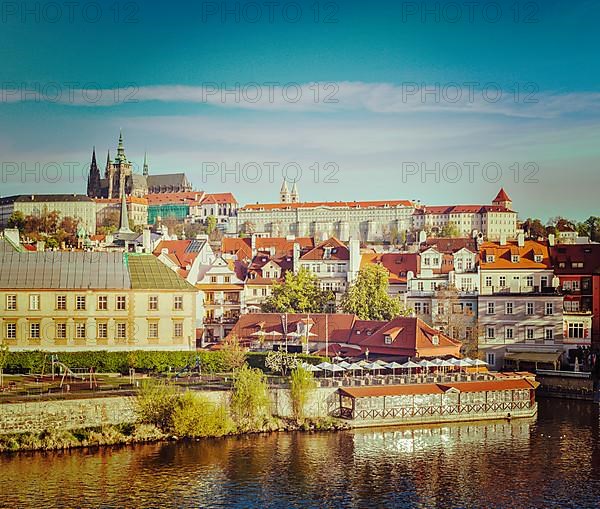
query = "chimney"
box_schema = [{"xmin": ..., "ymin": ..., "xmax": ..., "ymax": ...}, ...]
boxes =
[
  {"xmin": 348, "ymin": 238, "xmax": 360, "ymax": 283},
  {"xmin": 269, "ymin": 246, "xmax": 276, "ymax": 257},
  {"xmin": 499, "ymin": 233, "xmax": 507, "ymax": 246},
  {"xmin": 251, "ymin": 233, "xmax": 257, "ymax": 257},
  {"xmin": 418, "ymin": 230, "xmax": 427, "ymax": 244},
  {"xmin": 142, "ymin": 227, "xmax": 152, "ymax": 252},
  {"xmin": 548, "ymin": 233, "xmax": 555, "ymax": 247},
  {"xmin": 293, "ymin": 242, "xmax": 301, "ymax": 273},
  {"xmin": 4, "ymin": 228, "xmax": 20, "ymax": 247},
  {"xmin": 517, "ymin": 232, "xmax": 525, "ymax": 247}
]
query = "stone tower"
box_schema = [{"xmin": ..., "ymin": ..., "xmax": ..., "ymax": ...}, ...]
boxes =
[
  {"xmin": 280, "ymin": 178, "xmax": 291, "ymax": 203},
  {"xmin": 86, "ymin": 147, "xmax": 101, "ymax": 198},
  {"xmin": 290, "ymin": 181, "xmax": 299, "ymax": 203}
]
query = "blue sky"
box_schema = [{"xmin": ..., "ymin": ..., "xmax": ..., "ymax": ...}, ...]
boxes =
[{"xmin": 1, "ymin": 0, "xmax": 599, "ymax": 221}]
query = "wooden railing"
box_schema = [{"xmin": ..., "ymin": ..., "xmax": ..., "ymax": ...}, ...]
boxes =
[{"xmin": 349, "ymin": 400, "xmax": 533, "ymax": 420}]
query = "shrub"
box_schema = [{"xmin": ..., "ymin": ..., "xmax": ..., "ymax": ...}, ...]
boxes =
[
  {"xmin": 220, "ymin": 335, "xmax": 247, "ymax": 373},
  {"xmin": 230, "ymin": 364, "xmax": 271, "ymax": 431},
  {"xmin": 172, "ymin": 392, "xmax": 234, "ymax": 438},
  {"xmin": 135, "ymin": 381, "xmax": 180, "ymax": 432},
  {"xmin": 289, "ymin": 366, "xmax": 317, "ymax": 422}
]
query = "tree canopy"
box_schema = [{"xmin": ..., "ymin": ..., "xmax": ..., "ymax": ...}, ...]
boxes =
[
  {"xmin": 261, "ymin": 268, "xmax": 334, "ymax": 313},
  {"xmin": 341, "ymin": 263, "xmax": 411, "ymax": 320}
]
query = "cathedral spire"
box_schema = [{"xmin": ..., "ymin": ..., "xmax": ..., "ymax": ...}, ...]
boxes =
[
  {"xmin": 87, "ymin": 147, "xmax": 101, "ymax": 198},
  {"xmin": 280, "ymin": 178, "xmax": 290, "ymax": 203},
  {"xmin": 117, "ymin": 189, "xmax": 133, "ymax": 234},
  {"xmin": 116, "ymin": 129, "xmax": 127, "ymax": 163},
  {"xmin": 143, "ymin": 152, "xmax": 149, "ymax": 177}
]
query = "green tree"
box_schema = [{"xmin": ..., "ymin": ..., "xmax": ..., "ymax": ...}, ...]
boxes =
[
  {"xmin": 261, "ymin": 268, "xmax": 334, "ymax": 313},
  {"xmin": 0, "ymin": 340, "xmax": 9, "ymax": 388},
  {"xmin": 440, "ymin": 221, "xmax": 460, "ymax": 238},
  {"xmin": 135, "ymin": 381, "xmax": 180, "ymax": 432},
  {"xmin": 522, "ymin": 218, "xmax": 546, "ymax": 239},
  {"xmin": 221, "ymin": 334, "xmax": 247, "ymax": 372},
  {"xmin": 206, "ymin": 215, "xmax": 218, "ymax": 235},
  {"xmin": 341, "ymin": 264, "xmax": 411, "ymax": 320},
  {"xmin": 7, "ymin": 211, "xmax": 25, "ymax": 232},
  {"xmin": 289, "ymin": 366, "xmax": 317, "ymax": 422},
  {"xmin": 230, "ymin": 364, "xmax": 271, "ymax": 431},
  {"xmin": 171, "ymin": 392, "xmax": 234, "ymax": 438}
]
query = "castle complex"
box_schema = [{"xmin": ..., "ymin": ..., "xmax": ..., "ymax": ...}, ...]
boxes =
[{"xmin": 87, "ymin": 132, "xmax": 193, "ymax": 199}]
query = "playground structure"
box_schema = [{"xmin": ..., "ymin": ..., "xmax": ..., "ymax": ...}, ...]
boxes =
[{"xmin": 50, "ymin": 355, "xmax": 98, "ymax": 390}]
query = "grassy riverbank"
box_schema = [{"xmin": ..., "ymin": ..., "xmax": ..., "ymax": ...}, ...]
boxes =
[{"xmin": 0, "ymin": 417, "xmax": 348, "ymax": 453}]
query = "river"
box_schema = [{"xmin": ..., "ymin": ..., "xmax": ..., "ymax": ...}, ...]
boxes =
[{"xmin": 1, "ymin": 399, "xmax": 600, "ymax": 508}]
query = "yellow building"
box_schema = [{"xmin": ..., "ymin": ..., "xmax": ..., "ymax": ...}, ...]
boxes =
[{"xmin": 0, "ymin": 252, "xmax": 198, "ymax": 351}]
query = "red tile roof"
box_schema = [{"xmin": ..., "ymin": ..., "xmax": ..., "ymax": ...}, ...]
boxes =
[
  {"xmin": 153, "ymin": 240, "xmax": 203, "ymax": 270},
  {"xmin": 360, "ymin": 252, "xmax": 419, "ymax": 284},
  {"xmin": 493, "ymin": 188, "xmax": 511, "ymax": 203},
  {"xmin": 550, "ymin": 244, "xmax": 600, "ymax": 275},
  {"xmin": 147, "ymin": 192, "xmax": 203, "ymax": 205},
  {"xmin": 479, "ymin": 240, "xmax": 551, "ymax": 269},
  {"xmin": 201, "ymin": 192, "xmax": 238, "ymax": 205},
  {"xmin": 421, "ymin": 237, "xmax": 478, "ymax": 254},
  {"xmin": 221, "ymin": 237, "xmax": 314, "ymax": 260},
  {"xmin": 300, "ymin": 237, "xmax": 349, "ymax": 261},
  {"xmin": 241, "ymin": 199, "xmax": 414, "ymax": 211}
]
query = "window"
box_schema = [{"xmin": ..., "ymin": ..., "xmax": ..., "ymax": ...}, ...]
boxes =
[
  {"xmin": 545, "ymin": 302, "xmax": 554, "ymax": 315},
  {"xmin": 505, "ymin": 302, "xmax": 513, "ymax": 315},
  {"xmin": 572, "ymin": 262, "xmax": 583, "ymax": 268},
  {"xmin": 545, "ymin": 328, "xmax": 554, "ymax": 340},
  {"xmin": 422, "ymin": 302, "xmax": 430, "ymax": 314},
  {"xmin": 56, "ymin": 322, "xmax": 67, "ymax": 339},
  {"xmin": 5, "ymin": 322, "xmax": 16, "ymax": 339},
  {"xmin": 564, "ymin": 300, "xmax": 580, "ymax": 312},
  {"xmin": 534, "ymin": 255, "xmax": 543, "ymax": 263},
  {"xmin": 563, "ymin": 281, "xmax": 572, "ymax": 290},
  {"xmin": 224, "ymin": 276, "xmax": 231, "ymax": 283},
  {"xmin": 210, "ymin": 276, "xmax": 218, "ymax": 283},
  {"xmin": 56, "ymin": 295, "xmax": 67, "ymax": 310},
  {"xmin": 148, "ymin": 322, "xmax": 159, "ymax": 339},
  {"xmin": 116, "ymin": 323, "xmax": 127, "ymax": 340},
  {"xmin": 541, "ymin": 276, "xmax": 548, "ymax": 288},
  {"xmin": 384, "ymin": 335, "xmax": 392, "ymax": 345},
  {"xmin": 437, "ymin": 303, "xmax": 445, "ymax": 315},
  {"xmin": 526, "ymin": 302, "xmax": 534, "ymax": 315},
  {"xmin": 486, "ymin": 255, "xmax": 495, "ymax": 263},
  {"xmin": 572, "ymin": 280, "xmax": 580, "ymax": 291},
  {"xmin": 486, "ymin": 327, "xmax": 495, "ymax": 339},
  {"xmin": 465, "ymin": 259, "xmax": 473, "ymax": 270},
  {"xmin": 526, "ymin": 276, "xmax": 534, "ymax": 287},
  {"xmin": 486, "ymin": 353, "xmax": 496, "ymax": 366},
  {"xmin": 174, "ymin": 295, "xmax": 184, "ymax": 310},
  {"xmin": 414, "ymin": 302, "xmax": 422, "ymax": 314},
  {"xmin": 29, "ymin": 294, "xmax": 40, "ymax": 311},
  {"xmin": 505, "ymin": 327, "xmax": 514, "ymax": 340},
  {"xmin": 174, "ymin": 322, "xmax": 183, "ymax": 338},
  {"xmin": 568, "ymin": 322, "xmax": 584, "ymax": 339},
  {"xmin": 97, "ymin": 323, "xmax": 108, "ymax": 339},
  {"xmin": 487, "ymin": 302, "xmax": 495, "ymax": 315},
  {"xmin": 485, "ymin": 276, "xmax": 492, "ymax": 287},
  {"xmin": 30, "ymin": 322, "xmax": 40, "ymax": 339},
  {"xmin": 511, "ymin": 255, "xmax": 520, "ymax": 263},
  {"xmin": 76, "ymin": 295, "xmax": 86, "ymax": 311},
  {"xmin": 6, "ymin": 294, "xmax": 17, "ymax": 310},
  {"xmin": 149, "ymin": 296, "xmax": 159, "ymax": 311},
  {"xmin": 499, "ymin": 276, "xmax": 506, "ymax": 287},
  {"xmin": 76, "ymin": 322, "xmax": 86, "ymax": 339},
  {"xmin": 97, "ymin": 295, "xmax": 108, "ymax": 311},
  {"xmin": 526, "ymin": 328, "xmax": 534, "ymax": 340},
  {"xmin": 465, "ymin": 302, "xmax": 474, "ymax": 313},
  {"xmin": 417, "ymin": 281, "xmax": 424, "ymax": 291},
  {"xmin": 116, "ymin": 296, "xmax": 127, "ymax": 311}
]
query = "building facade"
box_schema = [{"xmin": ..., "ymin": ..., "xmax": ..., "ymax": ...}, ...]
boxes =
[{"xmin": 0, "ymin": 252, "xmax": 198, "ymax": 351}]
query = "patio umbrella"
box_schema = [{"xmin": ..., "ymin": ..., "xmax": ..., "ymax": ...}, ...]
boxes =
[
  {"xmin": 456, "ymin": 359, "xmax": 474, "ymax": 369},
  {"xmin": 301, "ymin": 363, "xmax": 322, "ymax": 373},
  {"xmin": 419, "ymin": 359, "xmax": 437, "ymax": 374},
  {"xmin": 326, "ymin": 364, "xmax": 346, "ymax": 378},
  {"xmin": 346, "ymin": 363, "xmax": 365, "ymax": 374},
  {"xmin": 364, "ymin": 362, "xmax": 383, "ymax": 375},
  {"xmin": 338, "ymin": 361, "xmax": 352, "ymax": 369},
  {"xmin": 386, "ymin": 361, "xmax": 404, "ymax": 376},
  {"xmin": 401, "ymin": 360, "xmax": 420, "ymax": 377},
  {"xmin": 316, "ymin": 362, "xmax": 333, "ymax": 370},
  {"xmin": 470, "ymin": 358, "xmax": 488, "ymax": 373},
  {"xmin": 374, "ymin": 359, "xmax": 389, "ymax": 367},
  {"xmin": 431, "ymin": 358, "xmax": 444, "ymax": 366}
]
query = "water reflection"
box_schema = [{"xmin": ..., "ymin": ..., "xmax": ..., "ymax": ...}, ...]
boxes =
[{"xmin": 1, "ymin": 399, "xmax": 600, "ymax": 508}]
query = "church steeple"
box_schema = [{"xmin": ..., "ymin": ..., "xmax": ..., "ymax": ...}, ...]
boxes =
[
  {"xmin": 105, "ymin": 150, "xmax": 112, "ymax": 177},
  {"xmin": 117, "ymin": 189, "xmax": 133, "ymax": 234},
  {"xmin": 115, "ymin": 130, "xmax": 127, "ymax": 163},
  {"xmin": 87, "ymin": 147, "xmax": 101, "ymax": 198},
  {"xmin": 143, "ymin": 152, "xmax": 149, "ymax": 177},
  {"xmin": 290, "ymin": 181, "xmax": 299, "ymax": 203},
  {"xmin": 280, "ymin": 178, "xmax": 290, "ymax": 203}
]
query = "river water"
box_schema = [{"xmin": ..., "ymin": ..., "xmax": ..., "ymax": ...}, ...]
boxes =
[{"xmin": 1, "ymin": 399, "xmax": 600, "ymax": 509}]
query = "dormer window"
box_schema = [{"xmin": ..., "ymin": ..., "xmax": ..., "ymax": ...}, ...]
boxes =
[
  {"xmin": 384, "ymin": 335, "xmax": 392, "ymax": 345},
  {"xmin": 534, "ymin": 255, "xmax": 543, "ymax": 263},
  {"xmin": 511, "ymin": 255, "xmax": 520, "ymax": 263},
  {"xmin": 486, "ymin": 255, "xmax": 495, "ymax": 263},
  {"xmin": 432, "ymin": 335, "xmax": 439, "ymax": 345}
]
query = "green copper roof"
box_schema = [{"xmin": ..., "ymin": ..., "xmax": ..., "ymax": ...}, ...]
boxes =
[{"xmin": 126, "ymin": 254, "xmax": 196, "ymax": 291}]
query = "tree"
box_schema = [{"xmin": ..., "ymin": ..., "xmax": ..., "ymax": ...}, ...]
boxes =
[
  {"xmin": 522, "ymin": 218, "xmax": 546, "ymax": 239},
  {"xmin": 577, "ymin": 216, "xmax": 600, "ymax": 241},
  {"xmin": 341, "ymin": 264, "xmax": 411, "ymax": 320},
  {"xmin": 440, "ymin": 221, "xmax": 460, "ymax": 238},
  {"xmin": 230, "ymin": 364, "xmax": 271, "ymax": 431},
  {"xmin": 240, "ymin": 221, "xmax": 256, "ymax": 236},
  {"xmin": 265, "ymin": 350, "xmax": 299, "ymax": 375},
  {"xmin": 221, "ymin": 334, "xmax": 247, "ymax": 372},
  {"xmin": 7, "ymin": 211, "xmax": 25, "ymax": 232},
  {"xmin": 261, "ymin": 268, "xmax": 334, "ymax": 313},
  {"xmin": 289, "ymin": 366, "xmax": 317, "ymax": 423},
  {"xmin": 206, "ymin": 215, "xmax": 218, "ymax": 235}
]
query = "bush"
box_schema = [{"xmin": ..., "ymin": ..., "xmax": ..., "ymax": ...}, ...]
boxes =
[
  {"xmin": 135, "ymin": 381, "xmax": 180, "ymax": 431},
  {"xmin": 172, "ymin": 392, "xmax": 234, "ymax": 438},
  {"xmin": 230, "ymin": 364, "xmax": 271, "ymax": 431},
  {"xmin": 289, "ymin": 367, "xmax": 317, "ymax": 422}
]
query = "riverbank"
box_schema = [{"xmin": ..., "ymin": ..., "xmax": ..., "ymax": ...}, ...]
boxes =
[{"xmin": 0, "ymin": 417, "xmax": 349, "ymax": 454}]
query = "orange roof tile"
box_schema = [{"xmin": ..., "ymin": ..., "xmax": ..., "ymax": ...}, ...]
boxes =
[{"xmin": 241, "ymin": 199, "xmax": 414, "ymax": 211}]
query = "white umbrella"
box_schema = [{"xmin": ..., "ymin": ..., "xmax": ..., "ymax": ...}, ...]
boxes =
[
  {"xmin": 374, "ymin": 359, "xmax": 389, "ymax": 367},
  {"xmin": 386, "ymin": 361, "xmax": 403, "ymax": 376},
  {"xmin": 470, "ymin": 358, "xmax": 488, "ymax": 373},
  {"xmin": 317, "ymin": 362, "xmax": 333, "ymax": 370},
  {"xmin": 364, "ymin": 362, "xmax": 383, "ymax": 373},
  {"xmin": 301, "ymin": 363, "xmax": 322, "ymax": 373},
  {"xmin": 431, "ymin": 358, "xmax": 444, "ymax": 366},
  {"xmin": 346, "ymin": 363, "xmax": 364, "ymax": 375},
  {"xmin": 456, "ymin": 359, "xmax": 474, "ymax": 369},
  {"xmin": 401, "ymin": 360, "xmax": 420, "ymax": 377},
  {"xmin": 326, "ymin": 364, "xmax": 346, "ymax": 378},
  {"xmin": 338, "ymin": 361, "xmax": 352, "ymax": 369}
]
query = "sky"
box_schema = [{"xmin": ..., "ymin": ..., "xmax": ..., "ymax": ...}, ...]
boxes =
[{"xmin": 0, "ymin": 0, "xmax": 599, "ymax": 221}]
